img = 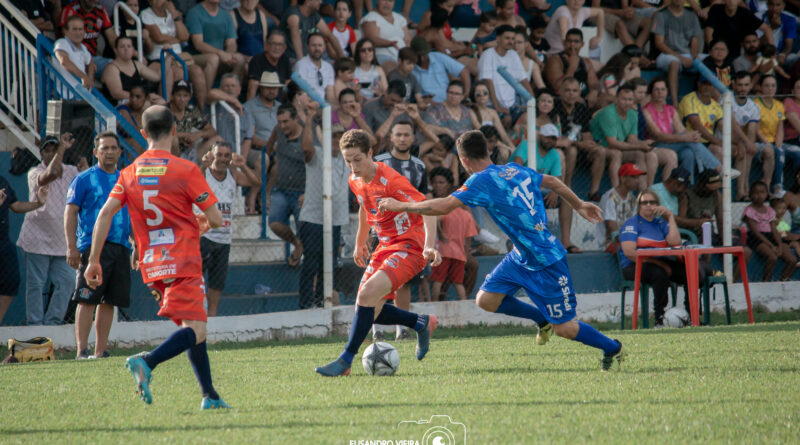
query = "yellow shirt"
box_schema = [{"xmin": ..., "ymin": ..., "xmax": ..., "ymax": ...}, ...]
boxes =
[
  {"xmin": 678, "ymin": 92, "xmax": 723, "ymax": 143},
  {"xmin": 755, "ymin": 97, "xmax": 785, "ymax": 144}
]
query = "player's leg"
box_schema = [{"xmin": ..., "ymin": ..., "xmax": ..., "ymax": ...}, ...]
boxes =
[
  {"xmin": 182, "ymin": 318, "xmax": 229, "ymax": 409},
  {"xmin": 476, "ymin": 255, "xmax": 550, "ymax": 328},
  {"xmin": 74, "ymin": 303, "xmax": 95, "ymax": 359},
  {"xmin": 394, "ymin": 284, "xmax": 411, "ymax": 339},
  {"xmin": 93, "ymin": 303, "xmax": 114, "ymax": 357}
]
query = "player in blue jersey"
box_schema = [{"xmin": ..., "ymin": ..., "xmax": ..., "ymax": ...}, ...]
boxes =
[
  {"xmin": 379, "ymin": 130, "xmax": 626, "ymax": 370},
  {"xmin": 65, "ymin": 131, "xmax": 132, "ymax": 360}
]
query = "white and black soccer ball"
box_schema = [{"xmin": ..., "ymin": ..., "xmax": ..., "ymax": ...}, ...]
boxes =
[
  {"xmin": 664, "ymin": 307, "xmax": 690, "ymax": 328},
  {"xmin": 362, "ymin": 342, "xmax": 400, "ymax": 376}
]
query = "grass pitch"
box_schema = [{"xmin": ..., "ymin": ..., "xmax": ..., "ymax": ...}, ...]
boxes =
[{"xmin": 1, "ymin": 319, "xmax": 799, "ymax": 444}]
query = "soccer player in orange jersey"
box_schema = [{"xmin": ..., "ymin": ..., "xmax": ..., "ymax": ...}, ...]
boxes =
[
  {"xmin": 315, "ymin": 129, "xmax": 443, "ymax": 377},
  {"xmin": 85, "ymin": 105, "xmax": 230, "ymax": 408}
]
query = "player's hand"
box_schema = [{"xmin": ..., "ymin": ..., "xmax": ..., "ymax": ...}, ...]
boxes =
[
  {"xmin": 195, "ymin": 212, "xmax": 210, "ymax": 235},
  {"xmin": 423, "ymin": 246, "xmax": 442, "ymax": 267},
  {"xmin": 353, "ymin": 243, "xmax": 370, "ymax": 268},
  {"xmin": 66, "ymin": 247, "xmax": 81, "ymax": 269},
  {"xmin": 377, "ymin": 197, "xmax": 404, "ymax": 213},
  {"xmin": 84, "ymin": 262, "xmax": 103, "ymax": 289},
  {"xmin": 577, "ymin": 201, "xmax": 603, "ymax": 223}
]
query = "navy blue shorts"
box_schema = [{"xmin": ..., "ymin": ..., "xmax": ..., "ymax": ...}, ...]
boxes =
[
  {"xmin": 481, "ymin": 254, "xmax": 577, "ymax": 324},
  {"xmin": 0, "ymin": 240, "xmax": 20, "ymax": 296}
]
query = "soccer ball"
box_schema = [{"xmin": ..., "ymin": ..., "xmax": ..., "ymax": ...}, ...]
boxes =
[
  {"xmin": 664, "ymin": 307, "xmax": 690, "ymax": 328},
  {"xmin": 362, "ymin": 342, "xmax": 400, "ymax": 376}
]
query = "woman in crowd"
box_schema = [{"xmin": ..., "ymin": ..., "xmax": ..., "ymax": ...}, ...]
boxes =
[
  {"xmin": 468, "ymin": 80, "xmax": 515, "ymax": 147},
  {"xmin": 230, "ymin": 0, "xmax": 268, "ymax": 61},
  {"xmin": 117, "ymin": 84, "xmax": 166, "ymax": 154},
  {"xmin": 510, "ymin": 89, "xmax": 565, "ymax": 146},
  {"xmin": 420, "ymin": 6, "xmax": 479, "ymax": 76},
  {"xmin": 102, "ymin": 36, "xmax": 165, "ymax": 106},
  {"xmin": 360, "ymin": 0, "xmax": 410, "ymax": 72},
  {"xmin": 424, "ymin": 80, "xmax": 480, "ymax": 142},
  {"xmin": 332, "ymin": 88, "xmax": 376, "ymax": 146},
  {"xmin": 543, "ymin": 0, "xmax": 603, "ymax": 54},
  {"xmin": 514, "ymin": 27, "xmax": 546, "ymax": 91},
  {"xmin": 755, "ymin": 75, "xmax": 800, "ymax": 198},
  {"xmin": 353, "ymin": 38, "xmax": 387, "ymax": 101}
]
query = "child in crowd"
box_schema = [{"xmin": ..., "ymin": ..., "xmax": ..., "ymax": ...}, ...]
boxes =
[
  {"xmin": 387, "ymin": 48, "xmax": 424, "ymax": 106},
  {"xmin": 756, "ymin": 44, "xmax": 791, "ymax": 80},
  {"xmin": 527, "ymin": 15, "xmax": 549, "ymax": 66},
  {"xmin": 771, "ymin": 197, "xmax": 800, "ymax": 262},
  {"xmin": 472, "ymin": 11, "xmax": 498, "ymax": 55},
  {"xmin": 702, "ymin": 39, "xmax": 733, "ymax": 88},
  {"xmin": 327, "ymin": 0, "xmax": 356, "ymax": 57},
  {"xmin": 326, "ymin": 57, "xmax": 361, "ymax": 109},
  {"xmin": 743, "ymin": 181, "xmax": 798, "ymax": 281}
]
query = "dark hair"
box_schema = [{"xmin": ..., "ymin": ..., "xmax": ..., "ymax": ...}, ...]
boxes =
[
  {"xmin": 479, "ymin": 10, "xmax": 497, "ymax": 23},
  {"xmin": 430, "ymin": 6, "xmax": 450, "ymax": 29},
  {"xmin": 306, "ymin": 32, "xmax": 324, "ymax": 46},
  {"xmin": 627, "ymin": 77, "xmax": 647, "ymax": 89},
  {"xmin": 334, "ymin": 0, "xmax": 351, "ymax": 10},
  {"xmin": 749, "ymin": 180, "xmax": 768, "ymax": 197},
  {"xmin": 267, "ymin": 29, "xmax": 287, "ymax": 42},
  {"xmin": 457, "ymin": 130, "xmax": 490, "ymax": 159},
  {"xmin": 622, "ymin": 44, "xmax": 643, "ymax": 58},
  {"xmin": 437, "ymin": 133, "xmax": 455, "ymax": 151},
  {"xmin": 448, "ymin": 79, "xmax": 465, "ymax": 93},
  {"xmin": 94, "ymin": 130, "xmax": 119, "ymax": 148},
  {"xmin": 536, "ymin": 89, "xmax": 559, "ymax": 122},
  {"xmin": 338, "ymin": 87, "xmax": 356, "ymax": 102},
  {"xmin": 354, "ymin": 38, "xmax": 377, "ymax": 66},
  {"xmin": 528, "ymin": 15, "xmax": 547, "ymax": 31},
  {"xmin": 286, "ymin": 81, "xmax": 304, "ymax": 104},
  {"xmin": 565, "ymin": 28, "xmax": 583, "ymax": 41},
  {"xmin": 390, "ymin": 120, "xmax": 414, "ymax": 133},
  {"xmin": 277, "ymin": 103, "xmax": 298, "ymax": 119},
  {"xmin": 496, "ymin": 0, "xmax": 514, "ymax": 8},
  {"xmin": 647, "ymin": 76, "xmax": 667, "ymax": 95},
  {"xmin": 495, "ymin": 24, "xmax": 515, "ymax": 37},
  {"xmin": 398, "ymin": 47, "xmax": 419, "ymax": 63},
  {"xmin": 333, "ymin": 57, "xmax": 356, "ymax": 73},
  {"xmin": 561, "ymin": 77, "xmax": 580, "ymax": 89},
  {"xmin": 479, "ymin": 124, "xmax": 499, "ymax": 140},
  {"xmin": 617, "ymin": 83, "xmax": 636, "ymax": 95},
  {"xmin": 65, "ymin": 15, "xmax": 84, "ymax": 28},
  {"xmin": 597, "ymin": 53, "xmax": 631, "ymax": 84},
  {"xmin": 212, "ymin": 141, "xmax": 233, "ymax": 152},
  {"xmin": 770, "ymin": 197, "xmax": 787, "ymax": 208},
  {"xmin": 115, "ymin": 35, "xmax": 133, "ymax": 49},
  {"xmin": 760, "ymin": 74, "xmax": 777, "ymax": 86},
  {"xmin": 760, "ymin": 42, "xmax": 778, "ymax": 57},
  {"xmin": 733, "ymin": 70, "xmax": 752, "ymax": 82},
  {"xmin": 340, "ymin": 129, "xmax": 372, "ymax": 154},
  {"xmin": 386, "ymin": 79, "xmax": 407, "ymax": 98},
  {"xmin": 142, "ymin": 105, "xmax": 175, "ymax": 141},
  {"xmin": 708, "ymin": 39, "xmax": 728, "ymax": 51},
  {"xmin": 514, "ymin": 25, "xmax": 526, "ymax": 36},
  {"xmin": 429, "ymin": 166, "xmax": 454, "ymax": 185}
]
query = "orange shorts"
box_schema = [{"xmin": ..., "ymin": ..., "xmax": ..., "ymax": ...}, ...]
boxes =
[
  {"xmin": 148, "ymin": 276, "xmax": 207, "ymax": 325},
  {"xmin": 359, "ymin": 247, "xmax": 427, "ymax": 300}
]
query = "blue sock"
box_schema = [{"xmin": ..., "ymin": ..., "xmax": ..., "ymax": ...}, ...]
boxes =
[
  {"xmin": 374, "ymin": 304, "xmax": 420, "ymax": 330},
  {"xmin": 339, "ymin": 305, "xmax": 375, "ymax": 365},
  {"xmin": 495, "ymin": 295, "xmax": 549, "ymax": 328},
  {"xmin": 144, "ymin": 327, "xmax": 196, "ymax": 370},
  {"xmin": 187, "ymin": 341, "xmax": 219, "ymax": 400},
  {"xmin": 573, "ymin": 322, "xmax": 619, "ymax": 354}
]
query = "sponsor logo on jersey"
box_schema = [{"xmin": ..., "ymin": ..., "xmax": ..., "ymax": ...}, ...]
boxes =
[
  {"xmin": 138, "ymin": 176, "xmax": 159, "ymax": 185},
  {"xmin": 139, "ymin": 158, "xmax": 168, "ymax": 166},
  {"xmin": 141, "ymin": 248, "xmax": 154, "ymax": 264},
  {"xmin": 145, "ymin": 264, "xmax": 177, "ymax": 280},
  {"xmin": 534, "ymin": 222, "xmax": 546, "ymax": 231},
  {"xmin": 380, "ymin": 176, "xmax": 387, "ymax": 185},
  {"xmin": 369, "ymin": 208, "xmax": 377, "ymax": 214},
  {"xmin": 111, "ymin": 183, "xmax": 124, "ymax": 194},
  {"xmin": 195, "ymin": 192, "xmax": 209, "ymax": 203},
  {"xmin": 79, "ymin": 288, "xmax": 91, "ymax": 299},
  {"xmin": 456, "ymin": 185, "xmax": 468, "ymax": 192},
  {"xmin": 66, "ymin": 187, "xmax": 75, "ymax": 201},
  {"xmin": 136, "ymin": 166, "xmax": 167, "ymax": 176},
  {"xmin": 621, "ymin": 225, "xmax": 636, "ymax": 234},
  {"xmin": 386, "ymin": 257, "xmax": 399, "ymax": 268},
  {"xmin": 148, "ymin": 228, "xmax": 175, "ymax": 246}
]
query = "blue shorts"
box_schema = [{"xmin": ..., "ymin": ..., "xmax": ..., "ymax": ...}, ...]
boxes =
[
  {"xmin": 481, "ymin": 254, "xmax": 576, "ymax": 324},
  {"xmin": 268, "ymin": 189, "xmax": 303, "ymax": 225}
]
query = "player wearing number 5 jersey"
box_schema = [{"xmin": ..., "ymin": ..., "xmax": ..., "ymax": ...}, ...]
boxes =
[
  {"xmin": 85, "ymin": 105, "xmax": 230, "ymax": 408},
  {"xmin": 315, "ymin": 129, "xmax": 442, "ymax": 377},
  {"xmin": 379, "ymin": 130, "xmax": 627, "ymax": 371}
]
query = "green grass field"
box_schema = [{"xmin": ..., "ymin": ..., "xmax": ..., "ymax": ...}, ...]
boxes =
[{"xmin": 2, "ymin": 317, "xmax": 799, "ymax": 444}]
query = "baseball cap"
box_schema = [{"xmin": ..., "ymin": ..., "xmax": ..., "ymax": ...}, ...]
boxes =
[
  {"xmin": 173, "ymin": 79, "xmax": 192, "ymax": 94},
  {"xmin": 39, "ymin": 136, "xmax": 59, "ymax": 150},
  {"xmin": 539, "ymin": 124, "xmax": 559, "ymax": 138},
  {"xmin": 410, "ymin": 36, "xmax": 430, "ymax": 56},
  {"xmin": 618, "ymin": 163, "xmax": 646, "ymax": 177},
  {"xmin": 697, "ymin": 170, "xmax": 721, "ymax": 184},
  {"xmin": 669, "ymin": 167, "xmax": 691, "ymax": 184}
]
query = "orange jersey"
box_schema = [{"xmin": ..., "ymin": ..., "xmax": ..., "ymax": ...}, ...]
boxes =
[
  {"xmin": 110, "ymin": 150, "xmax": 217, "ymax": 283},
  {"xmin": 349, "ymin": 162, "xmax": 426, "ymax": 250}
]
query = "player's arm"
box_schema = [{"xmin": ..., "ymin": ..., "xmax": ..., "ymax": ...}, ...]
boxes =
[
  {"xmin": 84, "ymin": 197, "xmax": 124, "ymax": 288},
  {"xmin": 353, "ymin": 205, "xmax": 370, "ymax": 268},
  {"xmin": 541, "ymin": 174, "xmax": 603, "ymax": 223},
  {"xmin": 64, "ymin": 204, "xmax": 81, "ymax": 269},
  {"xmin": 203, "ymin": 203, "xmax": 223, "ymax": 229},
  {"xmin": 378, "ymin": 194, "xmax": 463, "ymax": 216}
]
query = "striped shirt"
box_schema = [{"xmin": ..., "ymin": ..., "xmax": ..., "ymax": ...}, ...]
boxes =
[{"xmin": 373, "ymin": 152, "xmax": 428, "ymax": 194}]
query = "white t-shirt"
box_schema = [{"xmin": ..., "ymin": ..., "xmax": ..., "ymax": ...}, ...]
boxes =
[
  {"xmin": 731, "ymin": 97, "xmax": 761, "ymax": 128},
  {"xmin": 140, "ymin": 7, "xmax": 183, "ymax": 61},
  {"xmin": 202, "ymin": 168, "xmax": 236, "ymax": 245},
  {"xmin": 54, "ymin": 38, "xmax": 91, "ymax": 75},
  {"xmin": 354, "ymin": 65, "xmax": 381, "ymax": 100},
  {"xmin": 597, "ymin": 187, "xmax": 637, "ymax": 243},
  {"xmin": 360, "ymin": 11, "xmax": 407, "ymax": 61},
  {"xmin": 293, "ymin": 56, "xmax": 335, "ymax": 99},
  {"xmin": 478, "ymin": 48, "xmax": 527, "ymax": 109}
]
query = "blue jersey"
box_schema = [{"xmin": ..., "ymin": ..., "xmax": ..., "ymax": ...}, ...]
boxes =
[
  {"xmin": 618, "ymin": 214, "xmax": 670, "ymax": 268},
  {"xmin": 66, "ymin": 165, "xmax": 131, "ymax": 252},
  {"xmin": 452, "ymin": 163, "xmax": 566, "ymax": 270}
]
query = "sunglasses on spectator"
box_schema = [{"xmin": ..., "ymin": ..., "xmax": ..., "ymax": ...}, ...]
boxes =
[
  {"xmin": 317, "ymin": 70, "xmax": 323, "ymax": 86},
  {"xmin": 475, "ymin": 91, "xmax": 488, "ymax": 97},
  {"xmin": 640, "ymin": 200, "xmax": 658, "ymax": 206}
]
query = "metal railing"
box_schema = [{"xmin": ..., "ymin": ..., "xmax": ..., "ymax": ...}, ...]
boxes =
[
  {"xmin": 160, "ymin": 48, "xmax": 188, "ymax": 99},
  {"xmin": 113, "ymin": 1, "xmax": 143, "ymax": 63},
  {"xmin": 210, "ymin": 101, "xmax": 241, "ymax": 155}
]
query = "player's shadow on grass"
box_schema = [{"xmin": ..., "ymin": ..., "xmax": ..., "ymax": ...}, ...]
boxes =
[{"xmin": 0, "ymin": 420, "xmax": 350, "ymax": 436}]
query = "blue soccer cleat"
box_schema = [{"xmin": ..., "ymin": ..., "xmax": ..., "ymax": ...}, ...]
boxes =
[
  {"xmin": 125, "ymin": 352, "xmax": 153, "ymax": 404},
  {"xmin": 315, "ymin": 358, "xmax": 351, "ymax": 377},
  {"xmin": 201, "ymin": 397, "xmax": 231, "ymax": 410},
  {"xmin": 415, "ymin": 314, "xmax": 438, "ymax": 361}
]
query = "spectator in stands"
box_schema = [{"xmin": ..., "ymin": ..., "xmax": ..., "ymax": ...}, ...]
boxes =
[
  {"xmin": 170, "ymin": 80, "xmax": 220, "ymax": 163},
  {"xmin": 422, "ymin": 134, "xmax": 459, "ymax": 180},
  {"xmin": 266, "ymin": 104, "xmax": 306, "ymax": 266},
  {"xmin": 743, "ymin": 180, "xmax": 797, "ymax": 280},
  {"xmin": 527, "ymin": 15, "xmax": 550, "ymax": 65},
  {"xmin": 757, "ymin": 44, "xmax": 792, "ymax": 80},
  {"xmin": 783, "ymin": 170, "xmax": 800, "ymax": 233},
  {"xmin": 733, "ymin": 33, "xmax": 763, "ymax": 85},
  {"xmin": 186, "ymin": 0, "xmax": 248, "ymax": 85},
  {"xmin": 771, "ymin": 197, "xmax": 800, "ymax": 261},
  {"xmin": 230, "ymin": 0, "xmax": 268, "ymax": 61},
  {"xmin": 354, "ymin": 38, "xmax": 387, "ymax": 101},
  {"xmin": 18, "ymin": 134, "xmax": 78, "ymax": 326},
  {"xmin": 293, "ymin": 33, "xmax": 334, "ymax": 100},
  {"xmin": 298, "ymin": 104, "xmax": 350, "ymax": 308},
  {"xmin": 543, "ymin": 0, "xmax": 604, "ymax": 55},
  {"xmin": 376, "ymin": 102, "xmax": 441, "ymax": 154},
  {"xmin": 514, "ymin": 26, "xmax": 546, "ymax": 91},
  {"xmin": 360, "ymin": 0, "xmax": 410, "ymax": 72},
  {"xmin": 58, "ymin": 0, "xmax": 117, "ymax": 77},
  {"xmin": 544, "ymin": 28, "xmax": 600, "ymax": 110},
  {"xmin": 286, "ymin": 80, "xmax": 315, "ymax": 123},
  {"xmin": 118, "ymin": 84, "xmax": 158, "ymax": 154},
  {"xmin": 423, "ymin": 80, "xmax": 479, "ymax": 141},
  {"xmin": 468, "ymin": 81, "xmax": 515, "ymax": 147},
  {"xmin": 142, "ymin": 0, "xmax": 209, "ymax": 110},
  {"xmin": 65, "ymin": 131, "xmax": 130, "ymax": 359},
  {"xmin": 679, "ymin": 78, "xmax": 724, "ymax": 162},
  {"xmin": 12, "ymin": 0, "xmax": 55, "ymax": 37},
  {"xmin": 282, "ymin": 0, "xmax": 344, "ymax": 61},
  {"xmin": 598, "ymin": 162, "xmax": 642, "ymax": 251},
  {"xmin": 591, "ymin": 84, "xmax": 656, "ymax": 191},
  {"xmin": 246, "ymin": 29, "xmax": 291, "ymax": 100},
  {"xmin": 363, "ymin": 79, "xmax": 406, "ymax": 134},
  {"xmin": 387, "ymin": 49, "xmax": 424, "ymax": 106},
  {"xmin": 0, "ymin": 174, "xmax": 48, "ymax": 325},
  {"xmin": 199, "ymin": 142, "xmax": 260, "ymax": 315},
  {"xmin": 242, "ymin": 71, "xmax": 280, "ymax": 213},
  {"xmin": 328, "ymin": 0, "xmax": 357, "ymax": 57},
  {"xmin": 495, "ymin": 0, "xmax": 527, "ymax": 28},
  {"xmin": 472, "ymin": 10, "xmax": 498, "ymax": 54},
  {"xmin": 420, "ymin": 6, "xmax": 479, "ymax": 77},
  {"xmin": 327, "ymin": 58, "xmax": 361, "ymax": 108},
  {"xmin": 783, "ymin": 78, "xmax": 800, "ymax": 145},
  {"xmin": 731, "ymin": 71, "xmax": 772, "ymax": 200},
  {"xmin": 592, "ymin": 0, "xmax": 651, "ymax": 48},
  {"xmin": 54, "ymin": 15, "xmax": 97, "ymax": 90},
  {"xmin": 756, "ymin": 75, "xmax": 800, "ymax": 198},
  {"xmin": 651, "ymin": 166, "xmax": 689, "ymax": 216},
  {"xmin": 102, "ymin": 37, "xmax": 165, "ymax": 106},
  {"xmin": 557, "ymin": 77, "xmax": 610, "ymax": 202},
  {"xmin": 116, "ymin": 0, "xmax": 153, "ymax": 59},
  {"xmin": 703, "ymin": 39, "xmax": 733, "ymax": 89},
  {"xmin": 410, "ymin": 36, "xmax": 471, "ymax": 104},
  {"xmin": 678, "ymin": 170, "xmax": 723, "ymax": 241},
  {"xmin": 209, "ymin": 73, "xmax": 253, "ymax": 165},
  {"xmin": 481, "ymin": 125, "xmax": 515, "ymax": 166},
  {"xmin": 332, "ymin": 88, "xmax": 377, "ymax": 144},
  {"xmin": 643, "ymin": 77, "xmax": 721, "ymax": 184},
  {"xmin": 653, "ymin": 0, "xmax": 703, "ymax": 107},
  {"xmin": 594, "ymin": 52, "xmax": 637, "ymax": 111},
  {"xmin": 761, "ymin": 0, "xmax": 796, "ymax": 67},
  {"xmin": 478, "ymin": 25, "xmax": 533, "ymax": 126},
  {"xmin": 510, "ymin": 89, "xmax": 563, "ymax": 148},
  {"xmin": 618, "ymin": 189, "xmax": 688, "ymax": 328},
  {"xmin": 705, "ymin": 0, "xmax": 773, "ymax": 59},
  {"xmin": 631, "ymin": 78, "xmax": 679, "ymax": 186}
]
